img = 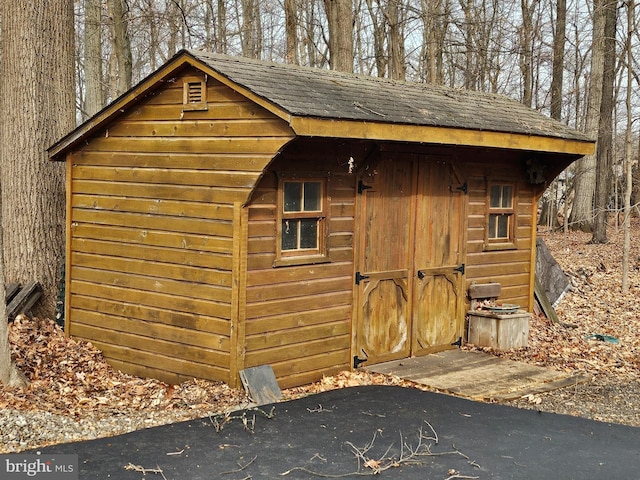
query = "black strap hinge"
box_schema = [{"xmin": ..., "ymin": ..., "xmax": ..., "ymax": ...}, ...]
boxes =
[
  {"xmin": 358, "ymin": 180, "xmax": 372, "ymax": 194},
  {"xmin": 456, "ymin": 182, "xmax": 468, "ymax": 194},
  {"xmin": 453, "ymin": 263, "xmax": 465, "ymax": 275},
  {"xmin": 355, "ymin": 271, "xmax": 370, "ymax": 285}
]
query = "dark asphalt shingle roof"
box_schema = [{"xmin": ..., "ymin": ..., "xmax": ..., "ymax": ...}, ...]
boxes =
[{"xmin": 187, "ymin": 50, "xmax": 592, "ymax": 143}]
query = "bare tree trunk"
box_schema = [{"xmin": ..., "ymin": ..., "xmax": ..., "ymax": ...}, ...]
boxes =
[
  {"xmin": 146, "ymin": 0, "xmax": 159, "ymax": 70},
  {"xmin": 84, "ymin": 0, "xmax": 104, "ymax": 118},
  {"xmin": 420, "ymin": 0, "xmax": 448, "ymax": 84},
  {"xmin": 0, "ymin": 0, "xmax": 75, "ymax": 317},
  {"xmin": 386, "ymin": 0, "xmax": 405, "ymax": 80},
  {"xmin": 569, "ymin": 0, "xmax": 607, "ymax": 232},
  {"xmin": 285, "ymin": 0, "xmax": 300, "ymax": 64},
  {"xmin": 459, "ymin": 0, "xmax": 475, "ymax": 90},
  {"xmin": 621, "ymin": 0, "xmax": 635, "ymax": 290},
  {"xmin": 108, "ymin": 0, "xmax": 133, "ymax": 98},
  {"xmin": 365, "ymin": 0, "xmax": 387, "ymax": 76},
  {"xmin": 590, "ymin": 0, "xmax": 616, "ymax": 244},
  {"xmin": 241, "ymin": 0, "xmax": 262, "ymax": 59},
  {"xmin": 550, "ymin": 0, "xmax": 566, "ymax": 121},
  {"xmin": 519, "ymin": 0, "xmax": 537, "ymax": 107},
  {"xmin": 217, "ymin": 0, "xmax": 228, "ymax": 53},
  {"xmin": 302, "ymin": 1, "xmax": 320, "ymax": 67},
  {"xmin": 324, "ymin": 0, "xmax": 354, "ymax": 72}
]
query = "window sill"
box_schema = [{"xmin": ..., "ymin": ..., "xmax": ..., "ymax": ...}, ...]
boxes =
[
  {"xmin": 273, "ymin": 254, "xmax": 331, "ymax": 268},
  {"xmin": 483, "ymin": 242, "xmax": 517, "ymax": 251}
]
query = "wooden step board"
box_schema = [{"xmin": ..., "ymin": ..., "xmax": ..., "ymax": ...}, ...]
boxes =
[
  {"xmin": 5, "ymin": 282, "xmax": 42, "ymax": 320},
  {"xmin": 367, "ymin": 349, "xmax": 589, "ymax": 401}
]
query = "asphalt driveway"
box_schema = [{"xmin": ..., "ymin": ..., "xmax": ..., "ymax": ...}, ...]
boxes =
[{"xmin": 34, "ymin": 385, "xmax": 640, "ymax": 479}]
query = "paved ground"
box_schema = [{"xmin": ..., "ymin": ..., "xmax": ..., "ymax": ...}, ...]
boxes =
[{"xmin": 34, "ymin": 385, "xmax": 639, "ymax": 479}]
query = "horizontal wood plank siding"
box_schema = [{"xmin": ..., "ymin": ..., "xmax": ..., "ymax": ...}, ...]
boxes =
[
  {"xmin": 67, "ymin": 69, "xmax": 294, "ymax": 384},
  {"xmin": 243, "ymin": 140, "xmax": 359, "ymax": 388},
  {"xmin": 464, "ymin": 155, "xmax": 535, "ymax": 310}
]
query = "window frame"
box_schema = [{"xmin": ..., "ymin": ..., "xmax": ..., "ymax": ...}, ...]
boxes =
[
  {"xmin": 485, "ymin": 182, "xmax": 517, "ymax": 250},
  {"xmin": 274, "ymin": 174, "xmax": 330, "ymax": 267}
]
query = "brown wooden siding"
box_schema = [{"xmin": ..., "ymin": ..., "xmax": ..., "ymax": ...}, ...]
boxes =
[
  {"xmin": 463, "ymin": 155, "xmax": 535, "ymax": 310},
  {"xmin": 243, "ymin": 140, "xmax": 361, "ymax": 388},
  {"xmin": 66, "ymin": 70, "xmax": 294, "ymax": 384}
]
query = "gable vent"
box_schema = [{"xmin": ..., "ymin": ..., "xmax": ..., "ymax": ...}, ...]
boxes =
[
  {"xmin": 187, "ymin": 81, "xmax": 203, "ymax": 103},
  {"xmin": 182, "ymin": 75, "xmax": 208, "ymax": 111}
]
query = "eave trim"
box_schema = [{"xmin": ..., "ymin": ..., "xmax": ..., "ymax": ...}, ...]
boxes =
[{"xmin": 289, "ymin": 117, "xmax": 596, "ymax": 156}]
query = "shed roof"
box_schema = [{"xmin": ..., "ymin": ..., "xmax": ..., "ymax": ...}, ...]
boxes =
[{"xmin": 49, "ymin": 50, "xmax": 594, "ymax": 160}]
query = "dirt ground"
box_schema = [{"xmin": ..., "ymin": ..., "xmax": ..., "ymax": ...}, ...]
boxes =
[{"xmin": 1, "ymin": 221, "xmax": 639, "ymax": 453}]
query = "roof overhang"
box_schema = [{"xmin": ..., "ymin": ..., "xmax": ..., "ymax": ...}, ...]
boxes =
[{"xmin": 289, "ymin": 117, "xmax": 595, "ymax": 156}]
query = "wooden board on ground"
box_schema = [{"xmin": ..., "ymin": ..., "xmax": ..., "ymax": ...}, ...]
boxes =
[
  {"xmin": 366, "ymin": 349, "xmax": 588, "ymax": 401},
  {"xmin": 239, "ymin": 365, "xmax": 282, "ymax": 406}
]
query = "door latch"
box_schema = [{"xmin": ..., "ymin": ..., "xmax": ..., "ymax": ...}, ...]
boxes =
[{"xmin": 417, "ymin": 270, "xmax": 425, "ymax": 280}]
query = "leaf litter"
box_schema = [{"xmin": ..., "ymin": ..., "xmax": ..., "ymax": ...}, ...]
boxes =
[{"xmin": 1, "ymin": 221, "xmax": 639, "ymax": 453}]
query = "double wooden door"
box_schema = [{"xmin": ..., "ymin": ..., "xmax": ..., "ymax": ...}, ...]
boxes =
[{"xmin": 354, "ymin": 157, "xmax": 465, "ymax": 366}]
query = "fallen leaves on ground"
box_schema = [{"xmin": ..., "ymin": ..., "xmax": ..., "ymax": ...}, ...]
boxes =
[
  {"xmin": 1, "ymin": 315, "xmax": 248, "ymax": 419},
  {"xmin": 477, "ymin": 222, "xmax": 640, "ymax": 386}
]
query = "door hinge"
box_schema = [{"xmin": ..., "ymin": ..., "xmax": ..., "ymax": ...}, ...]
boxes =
[
  {"xmin": 358, "ymin": 179, "xmax": 373, "ymax": 194},
  {"xmin": 456, "ymin": 182, "xmax": 468, "ymax": 194},
  {"xmin": 353, "ymin": 349, "xmax": 369, "ymax": 368},
  {"xmin": 451, "ymin": 336, "xmax": 462, "ymax": 347},
  {"xmin": 355, "ymin": 271, "xmax": 370, "ymax": 285},
  {"xmin": 453, "ymin": 263, "xmax": 465, "ymax": 275}
]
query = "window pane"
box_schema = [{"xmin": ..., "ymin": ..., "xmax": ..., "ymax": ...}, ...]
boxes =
[
  {"xmin": 284, "ymin": 182, "xmax": 301, "ymax": 212},
  {"xmin": 489, "ymin": 214, "xmax": 497, "ymax": 238},
  {"xmin": 303, "ymin": 182, "xmax": 321, "ymax": 211},
  {"xmin": 501, "ymin": 186, "xmax": 513, "ymax": 208},
  {"xmin": 490, "ymin": 185, "xmax": 501, "ymax": 208},
  {"xmin": 497, "ymin": 215, "xmax": 509, "ymax": 238},
  {"xmin": 299, "ymin": 219, "xmax": 318, "ymax": 248},
  {"xmin": 281, "ymin": 219, "xmax": 298, "ymax": 250}
]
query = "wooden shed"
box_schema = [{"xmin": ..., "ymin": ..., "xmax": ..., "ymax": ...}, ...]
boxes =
[{"xmin": 49, "ymin": 50, "xmax": 594, "ymax": 388}]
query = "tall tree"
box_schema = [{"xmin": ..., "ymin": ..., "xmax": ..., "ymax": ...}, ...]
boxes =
[
  {"xmin": 240, "ymin": 0, "xmax": 262, "ymax": 59},
  {"xmin": 519, "ymin": 0, "xmax": 539, "ymax": 107},
  {"xmin": 569, "ymin": 0, "xmax": 607, "ymax": 232},
  {"xmin": 84, "ymin": 0, "xmax": 104, "ymax": 118},
  {"xmin": 365, "ymin": 0, "xmax": 388, "ymax": 77},
  {"xmin": 0, "ymin": 0, "xmax": 75, "ymax": 379},
  {"xmin": 538, "ymin": 0, "xmax": 567, "ymax": 230},
  {"xmin": 217, "ymin": 0, "xmax": 228, "ymax": 53},
  {"xmin": 550, "ymin": 0, "xmax": 566, "ymax": 121},
  {"xmin": 386, "ymin": 0, "xmax": 406, "ymax": 80},
  {"xmin": 590, "ymin": 0, "xmax": 617, "ymax": 243},
  {"xmin": 285, "ymin": 0, "xmax": 300, "ymax": 64},
  {"xmin": 108, "ymin": 0, "xmax": 133, "ymax": 98},
  {"xmin": 324, "ymin": 0, "xmax": 354, "ymax": 72},
  {"xmin": 621, "ymin": 0, "xmax": 635, "ymax": 290},
  {"xmin": 420, "ymin": 0, "xmax": 449, "ymax": 84}
]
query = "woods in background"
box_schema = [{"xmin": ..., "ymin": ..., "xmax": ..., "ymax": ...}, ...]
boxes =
[{"xmin": 78, "ymin": 0, "xmax": 638, "ymax": 237}]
